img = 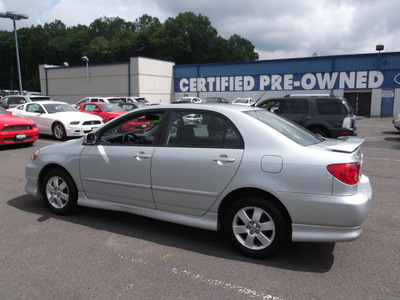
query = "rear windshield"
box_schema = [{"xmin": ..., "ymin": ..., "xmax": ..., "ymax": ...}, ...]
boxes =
[
  {"xmin": 31, "ymin": 96, "xmax": 51, "ymax": 101},
  {"xmin": 245, "ymin": 110, "xmax": 322, "ymax": 146}
]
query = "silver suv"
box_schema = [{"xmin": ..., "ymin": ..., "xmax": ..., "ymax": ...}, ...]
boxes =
[
  {"xmin": 0, "ymin": 94, "xmax": 51, "ymax": 109},
  {"xmin": 256, "ymin": 94, "xmax": 357, "ymax": 138}
]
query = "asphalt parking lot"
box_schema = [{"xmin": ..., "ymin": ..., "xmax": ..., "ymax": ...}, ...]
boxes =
[{"xmin": 0, "ymin": 117, "xmax": 399, "ymax": 300}]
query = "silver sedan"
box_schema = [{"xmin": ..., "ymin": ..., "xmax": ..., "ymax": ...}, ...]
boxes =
[{"xmin": 25, "ymin": 104, "xmax": 371, "ymax": 258}]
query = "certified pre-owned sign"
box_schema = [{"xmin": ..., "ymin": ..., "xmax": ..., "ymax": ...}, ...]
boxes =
[{"xmin": 177, "ymin": 70, "xmax": 388, "ymax": 92}]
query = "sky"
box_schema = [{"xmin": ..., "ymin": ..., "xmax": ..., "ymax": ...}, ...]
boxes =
[{"xmin": 1, "ymin": 0, "xmax": 399, "ymax": 61}]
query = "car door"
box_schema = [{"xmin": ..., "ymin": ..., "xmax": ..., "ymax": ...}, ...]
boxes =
[
  {"xmin": 79, "ymin": 110, "xmax": 165, "ymax": 208},
  {"xmin": 151, "ymin": 110, "xmax": 244, "ymax": 216},
  {"xmin": 24, "ymin": 103, "xmax": 52, "ymax": 134}
]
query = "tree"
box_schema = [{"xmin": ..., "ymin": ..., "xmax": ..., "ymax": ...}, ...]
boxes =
[
  {"xmin": 0, "ymin": 12, "xmax": 259, "ymax": 91},
  {"xmin": 226, "ymin": 34, "xmax": 259, "ymax": 61},
  {"xmin": 134, "ymin": 15, "xmax": 165, "ymax": 59},
  {"xmin": 163, "ymin": 12, "xmax": 220, "ymax": 64},
  {"xmin": 89, "ymin": 16, "xmax": 135, "ymax": 39}
]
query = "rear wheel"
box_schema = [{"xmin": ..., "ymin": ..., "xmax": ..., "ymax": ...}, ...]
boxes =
[
  {"xmin": 42, "ymin": 169, "xmax": 78, "ymax": 215},
  {"xmin": 223, "ymin": 196, "xmax": 288, "ymax": 258},
  {"xmin": 52, "ymin": 122, "xmax": 67, "ymax": 141}
]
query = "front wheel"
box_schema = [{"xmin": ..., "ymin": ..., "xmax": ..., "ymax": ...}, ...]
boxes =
[
  {"xmin": 52, "ymin": 122, "xmax": 67, "ymax": 141},
  {"xmin": 42, "ymin": 169, "xmax": 78, "ymax": 215},
  {"xmin": 223, "ymin": 197, "xmax": 289, "ymax": 258}
]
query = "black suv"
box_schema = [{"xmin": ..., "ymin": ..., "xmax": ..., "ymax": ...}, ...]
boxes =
[{"xmin": 256, "ymin": 94, "xmax": 356, "ymax": 138}]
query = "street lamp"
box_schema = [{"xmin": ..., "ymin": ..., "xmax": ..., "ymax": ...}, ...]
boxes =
[
  {"xmin": 82, "ymin": 56, "xmax": 89, "ymax": 81},
  {"xmin": 0, "ymin": 11, "xmax": 29, "ymax": 94},
  {"xmin": 376, "ymin": 45, "xmax": 384, "ymax": 69}
]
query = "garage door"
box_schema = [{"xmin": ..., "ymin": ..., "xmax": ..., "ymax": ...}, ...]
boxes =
[{"xmin": 344, "ymin": 92, "xmax": 371, "ymax": 116}]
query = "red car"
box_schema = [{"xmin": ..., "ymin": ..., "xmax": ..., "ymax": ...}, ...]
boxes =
[
  {"xmin": 77, "ymin": 102, "xmax": 126, "ymax": 123},
  {"xmin": 78, "ymin": 102, "xmax": 150, "ymax": 131},
  {"xmin": 0, "ymin": 106, "xmax": 38, "ymax": 145}
]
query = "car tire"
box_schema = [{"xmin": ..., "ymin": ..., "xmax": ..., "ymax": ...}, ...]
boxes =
[
  {"xmin": 42, "ymin": 169, "xmax": 78, "ymax": 215},
  {"xmin": 223, "ymin": 197, "xmax": 288, "ymax": 258},
  {"xmin": 52, "ymin": 122, "xmax": 67, "ymax": 141}
]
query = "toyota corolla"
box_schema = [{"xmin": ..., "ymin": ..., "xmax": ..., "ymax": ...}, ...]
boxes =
[{"xmin": 25, "ymin": 104, "xmax": 371, "ymax": 258}]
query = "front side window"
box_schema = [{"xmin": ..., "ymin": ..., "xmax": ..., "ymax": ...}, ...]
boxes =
[
  {"xmin": 83, "ymin": 104, "xmax": 97, "ymax": 112},
  {"xmin": 259, "ymin": 100, "xmax": 282, "ymax": 113},
  {"xmin": 165, "ymin": 111, "xmax": 243, "ymax": 149},
  {"xmin": 27, "ymin": 103, "xmax": 42, "ymax": 113},
  {"xmin": 99, "ymin": 111, "xmax": 164, "ymax": 146}
]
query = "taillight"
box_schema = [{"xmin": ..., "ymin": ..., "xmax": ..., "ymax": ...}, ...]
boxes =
[{"xmin": 327, "ymin": 162, "xmax": 360, "ymax": 185}]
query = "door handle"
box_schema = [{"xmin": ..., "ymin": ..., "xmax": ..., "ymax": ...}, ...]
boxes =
[
  {"xmin": 213, "ymin": 155, "xmax": 236, "ymax": 165},
  {"xmin": 134, "ymin": 152, "xmax": 151, "ymax": 161}
]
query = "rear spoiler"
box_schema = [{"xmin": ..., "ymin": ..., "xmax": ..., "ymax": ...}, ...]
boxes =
[{"xmin": 327, "ymin": 136, "xmax": 365, "ymax": 153}]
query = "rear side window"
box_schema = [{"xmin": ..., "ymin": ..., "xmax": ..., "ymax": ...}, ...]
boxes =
[
  {"xmin": 281, "ymin": 99, "xmax": 309, "ymax": 114},
  {"xmin": 315, "ymin": 98, "xmax": 347, "ymax": 115},
  {"xmin": 165, "ymin": 111, "xmax": 244, "ymax": 149}
]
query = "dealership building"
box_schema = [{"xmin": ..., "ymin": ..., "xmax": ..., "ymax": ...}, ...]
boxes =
[{"xmin": 40, "ymin": 51, "xmax": 400, "ymax": 116}]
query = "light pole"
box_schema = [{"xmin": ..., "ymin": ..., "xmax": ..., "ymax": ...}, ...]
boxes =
[
  {"xmin": 376, "ymin": 44, "xmax": 384, "ymax": 69},
  {"xmin": 0, "ymin": 11, "xmax": 29, "ymax": 94},
  {"xmin": 82, "ymin": 56, "xmax": 89, "ymax": 81}
]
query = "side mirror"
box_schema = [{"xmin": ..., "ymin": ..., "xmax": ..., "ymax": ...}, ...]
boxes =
[{"xmin": 83, "ymin": 132, "xmax": 96, "ymax": 145}]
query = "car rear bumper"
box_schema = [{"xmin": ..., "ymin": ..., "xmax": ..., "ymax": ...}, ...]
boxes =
[
  {"xmin": 292, "ymin": 223, "xmax": 364, "ymax": 242},
  {"xmin": 280, "ymin": 175, "xmax": 371, "ymax": 242}
]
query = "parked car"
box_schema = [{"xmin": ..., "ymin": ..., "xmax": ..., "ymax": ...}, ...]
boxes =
[
  {"xmin": 176, "ymin": 97, "xmax": 202, "ymax": 103},
  {"xmin": 256, "ymin": 94, "xmax": 357, "ymax": 138},
  {"xmin": 0, "ymin": 94, "xmax": 51, "ymax": 109},
  {"xmin": 9, "ymin": 101, "xmax": 103, "ymax": 141},
  {"xmin": 77, "ymin": 102, "xmax": 126, "ymax": 123},
  {"xmin": 203, "ymin": 97, "xmax": 230, "ymax": 104},
  {"xmin": 118, "ymin": 102, "xmax": 150, "ymax": 111},
  {"xmin": 232, "ymin": 98, "xmax": 255, "ymax": 106},
  {"xmin": 0, "ymin": 98, "xmax": 8, "ymax": 109},
  {"xmin": 118, "ymin": 96, "xmax": 149, "ymax": 103},
  {"xmin": 25, "ymin": 104, "xmax": 371, "ymax": 258},
  {"xmin": 182, "ymin": 113, "xmax": 203, "ymax": 125},
  {"xmin": 393, "ymin": 113, "xmax": 400, "ymax": 131},
  {"xmin": 0, "ymin": 106, "xmax": 38, "ymax": 146},
  {"xmin": 74, "ymin": 97, "xmax": 123, "ymax": 107}
]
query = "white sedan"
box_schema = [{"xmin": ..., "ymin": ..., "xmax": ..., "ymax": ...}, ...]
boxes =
[
  {"xmin": 10, "ymin": 101, "xmax": 103, "ymax": 140},
  {"xmin": 232, "ymin": 98, "xmax": 255, "ymax": 106}
]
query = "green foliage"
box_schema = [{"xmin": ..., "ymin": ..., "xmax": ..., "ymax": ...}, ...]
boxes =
[{"xmin": 0, "ymin": 12, "xmax": 259, "ymax": 91}]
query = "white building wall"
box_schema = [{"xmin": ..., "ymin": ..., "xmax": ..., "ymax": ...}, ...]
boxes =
[
  {"xmin": 394, "ymin": 89, "xmax": 400, "ymax": 115},
  {"xmin": 130, "ymin": 57, "xmax": 175, "ymax": 103},
  {"xmin": 370, "ymin": 89, "xmax": 382, "ymax": 116},
  {"xmin": 39, "ymin": 57, "xmax": 174, "ymax": 104}
]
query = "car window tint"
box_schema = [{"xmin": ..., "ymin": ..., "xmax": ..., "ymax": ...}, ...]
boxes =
[
  {"xmin": 316, "ymin": 98, "xmax": 346, "ymax": 114},
  {"xmin": 281, "ymin": 99, "xmax": 309, "ymax": 114},
  {"xmin": 246, "ymin": 110, "xmax": 321, "ymax": 146},
  {"xmin": 99, "ymin": 111, "xmax": 164, "ymax": 146},
  {"xmin": 165, "ymin": 111, "xmax": 243, "ymax": 149}
]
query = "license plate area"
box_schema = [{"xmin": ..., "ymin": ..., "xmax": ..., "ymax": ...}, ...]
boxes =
[{"xmin": 16, "ymin": 133, "xmax": 26, "ymax": 140}]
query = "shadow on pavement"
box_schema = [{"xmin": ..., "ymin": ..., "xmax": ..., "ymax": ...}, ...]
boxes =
[{"xmin": 8, "ymin": 194, "xmax": 335, "ymax": 273}]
